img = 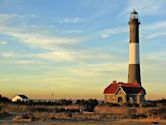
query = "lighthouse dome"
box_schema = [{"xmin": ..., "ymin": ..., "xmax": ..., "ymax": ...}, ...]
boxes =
[{"xmin": 130, "ymin": 9, "xmax": 138, "ymax": 19}]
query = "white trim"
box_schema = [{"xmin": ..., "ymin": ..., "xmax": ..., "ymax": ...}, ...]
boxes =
[
  {"xmin": 113, "ymin": 86, "xmax": 126, "ymax": 95},
  {"xmin": 117, "ymin": 86, "xmax": 126, "ymax": 95}
]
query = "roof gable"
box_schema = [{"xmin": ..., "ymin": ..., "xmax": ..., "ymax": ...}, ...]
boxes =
[
  {"xmin": 18, "ymin": 95, "xmax": 28, "ymax": 99},
  {"xmin": 103, "ymin": 83, "xmax": 120, "ymax": 94},
  {"xmin": 115, "ymin": 87, "xmax": 126, "ymax": 95}
]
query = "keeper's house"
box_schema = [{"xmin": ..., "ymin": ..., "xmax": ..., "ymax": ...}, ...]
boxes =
[
  {"xmin": 12, "ymin": 94, "xmax": 29, "ymax": 102},
  {"xmin": 103, "ymin": 81, "xmax": 146, "ymax": 104}
]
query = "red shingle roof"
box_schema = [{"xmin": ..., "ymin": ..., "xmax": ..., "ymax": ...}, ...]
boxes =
[
  {"xmin": 104, "ymin": 83, "xmax": 120, "ymax": 94},
  {"xmin": 122, "ymin": 83, "xmax": 141, "ymax": 88},
  {"xmin": 103, "ymin": 81, "xmax": 146, "ymax": 95}
]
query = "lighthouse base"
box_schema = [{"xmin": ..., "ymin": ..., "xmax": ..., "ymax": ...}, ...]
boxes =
[{"xmin": 128, "ymin": 64, "xmax": 141, "ymax": 84}]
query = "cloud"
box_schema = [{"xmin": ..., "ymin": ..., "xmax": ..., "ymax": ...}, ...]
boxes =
[
  {"xmin": 0, "ymin": 26, "xmax": 82, "ymax": 50},
  {"xmin": 100, "ymin": 26, "xmax": 127, "ymax": 38},
  {"xmin": 10, "ymin": 31, "xmax": 80, "ymax": 49},
  {"xmin": 32, "ymin": 47, "xmax": 126, "ymax": 64},
  {"xmin": 69, "ymin": 62, "xmax": 128, "ymax": 75},
  {"xmin": 147, "ymin": 32, "xmax": 166, "ymax": 39},
  {"xmin": 0, "ymin": 13, "xmax": 86, "ymax": 50},
  {"xmin": 34, "ymin": 51, "xmax": 75, "ymax": 62},
  {"xmin": 15, "ymin": 60, "xmax": 42, "ymax": 65},
  {"xmin": 19, "ymin": 24, "xmax": 57, "ymax": 29},
  {"xmin": 59, "ymin": 17, "xmax": 84, "ymax": 24},
  {"xmin": 0, "ymin": 41, "xmax": 7, "ymax": 45},
  {"xmin": 0, "ymin": 51, "xmax": 16, "ymax": 58},
  {"xmin": 0, "ymin": 13, "xmax": 38, "ymax": 26},
  {"xmin": 141, "ymin": 21, "xmax": 166, "ymax": 40},
  {"xmin": 143, "ymin": 21, "xmax": 166, "ymax": 31},
  {"xmin": 142, "ymin": 50, "xmax": 166, "ymax": 64},
  {"xmin": 0, "ymin": 14, "xmax": 22, "ymax": 25},
  {"xmin": 65, "ymin": 29, "xmax": 83, "ymax": 34}
]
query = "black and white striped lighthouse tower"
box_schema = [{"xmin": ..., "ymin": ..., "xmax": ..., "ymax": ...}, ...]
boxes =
[{"xmin": 128, "ymin": 10, "xmax": 141, "ymax": 85}]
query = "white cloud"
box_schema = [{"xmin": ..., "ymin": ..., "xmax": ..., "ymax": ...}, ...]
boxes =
[
  {"xmin": 0, "ymin": 13, "xmax": 88, "ymax": 51},
  {"xmin": 19, "ymin": 24, "xmax": 57, "ymax": 29},
  {"xmin": 100, "ymin": 26, "xmax": 127, "ymax": 38},
  {"xmin": 0, "ymin": 26, "xmax": 82, "ymax": 50},
  {"xmin": 0, "ymin": 13, "xmax": 38, "ymax": 26},
  {"xmin": 35, "ymin": 51, "xmax": 75, "ymax": 62},
  {"xmin": 59, "ymin": 17, "xmax": 84, "ymax": 24},
  {"xmin": 143, "ymin": 21, "xmax": 166, "ymax": 31},
  {"xmin": 147, "ymin": 32, "xmax": 166, "ymax": 39},
  {"xmin": 15, "ymin": 60, "xmax": 42, "ymax": 65},
  {"xmin": 32, "ymin": 47, "xmax": 125, "ymax": 63},
  {"xmin": 0, "ymin": 52, "xmax": 16, "ymax": 58},
  {"xmin": 10, "ymin": 31, "xmax": 80, "ymax": 49},
  {"xmin": 0, "ymin": 41, "xmax": 7, "ymax": 45},
  {"xmin": 141, "ymin": 21, "xmax": 166, "ymax": 40},
  {"xmin": 65, "ymin": 29, "xmax": 83, "ymax": 34}
]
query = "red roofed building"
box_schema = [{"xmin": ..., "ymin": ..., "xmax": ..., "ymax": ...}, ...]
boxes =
[{"xmin": 103, "ymin": 81, "xmax": 146, "ymax": 104}]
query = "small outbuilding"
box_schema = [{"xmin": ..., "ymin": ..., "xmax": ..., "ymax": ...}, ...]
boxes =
[
  {"xmin": 12, "ymin": 95, "xmax": 29, "ymax": 102},
  {"xmin": 103, "ymin": 81, "xmax": 146, "ymax": 104}
]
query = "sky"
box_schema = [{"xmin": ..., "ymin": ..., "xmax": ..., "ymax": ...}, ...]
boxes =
[{"xmin": 0, "ymin": 0, "xmax": 166, "ymax": 100}]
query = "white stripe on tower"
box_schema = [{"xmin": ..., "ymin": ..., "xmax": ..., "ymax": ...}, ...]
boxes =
[{"xmin": 129, "ymin": 43, "xmax": 140, "ymax": 64}]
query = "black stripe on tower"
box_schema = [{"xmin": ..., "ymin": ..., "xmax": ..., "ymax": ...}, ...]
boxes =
[
  {"xmin": 129, "ymin": 20, "xmax": 140, "ymax": 43},
  {"xmin": 128, "ymin": 64, "xmax": 141, "ymax": 85}
]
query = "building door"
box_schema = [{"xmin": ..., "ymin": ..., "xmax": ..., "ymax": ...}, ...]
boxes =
[{"xmin": 118, "ymin": 97, "xmax": 123, "ymax": 104}]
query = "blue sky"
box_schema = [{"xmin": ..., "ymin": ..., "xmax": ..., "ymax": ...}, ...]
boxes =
[{"xmin": 0, "ymin": 0, "xmax": 166, "ymax": 99}]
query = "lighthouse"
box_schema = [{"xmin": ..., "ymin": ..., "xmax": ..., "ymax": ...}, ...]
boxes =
[
  {"xmin": 103, "ymin": 10, "xmax": 146, "ymax": 104},
  {"xmin": 128, "ymin": 10, "xmax": 141, "ymax": 85}
]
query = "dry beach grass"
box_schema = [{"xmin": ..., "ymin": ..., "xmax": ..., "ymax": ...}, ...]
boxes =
[{"xmin": 0, "ymin": 102, "xmax": 166, "ymax": 124}]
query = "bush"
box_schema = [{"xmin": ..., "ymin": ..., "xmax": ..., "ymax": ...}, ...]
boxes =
[
  {"xmin": 0, "ymin": 112, "xmax": 10, "ymax": 119},
  {"xmin": 0, "ymin": 97, "xmax": 11, "ymax": 103},
  {"xmin": 142, "ymin": 102, "xmax": 157, "ymax": 107},
  {"xmin": 129, "ymin": 114, "xmax": 147, "ymax": 119},
  {"xmin": 58, "ymin": 99, "xmax": 72, "ymax": 105},
  {"xmin": 75, "ymin": 99, "xmax": 98, "ymax": 112},
  {"xmin": 124, "ymin": 103, "xmax": 139, "ymax": 107}
]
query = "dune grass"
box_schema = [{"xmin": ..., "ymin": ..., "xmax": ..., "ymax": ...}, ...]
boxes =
[{"xmin": 0, "ymin": 103, "xmax": 165, "ymax": 122}]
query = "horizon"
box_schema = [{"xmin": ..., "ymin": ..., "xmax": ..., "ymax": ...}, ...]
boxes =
[
  {"xmin": 0, "ymin": 0, "xmax": 166, "ymax": 100},
  {"xmin": 1, "ymin": 93, "xmax": 165, "ymax": 101}
]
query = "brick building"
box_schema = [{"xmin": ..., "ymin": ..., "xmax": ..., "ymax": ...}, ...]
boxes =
[{"xmin": 104, "ymin": 81, "xmax": 146, "ymax": 104}]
